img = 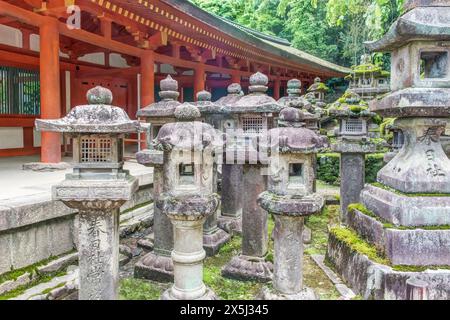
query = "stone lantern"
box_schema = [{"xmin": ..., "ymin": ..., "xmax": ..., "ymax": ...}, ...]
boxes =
[
  {"xmin": 215, "ymin": 83, "xmax": 245, "ymax": 235},
  {"xmin": 221, "ymin": 72, "xmax": 283, "ymax": 282},
  {"xmin": 345, "ymin": 54, "xmax": 390, "ymax": 100},
  {"xmin": 307, "ymin": 77, "xmax": 329, "ymax": 105},
  {"xmin": 192, "ymin": 90, "xmax": 231, "ymax": 255},
  {"xmin": 328, "ymin": 90, "xmax": 377, "ymax": 224},
  {"xmin": 326, "ymin": 0, "xmax": 450, "ymax": 299},
  {"xmin": 257, "ymin": 107, "xmax": 326, "ymax": 299},
  {"xmin": 153, "ymin": 102, "xmax": 221, "ymax": 300},
  {"xmin": 35, "ymin": 86, "xmax": 140, "ymax": 300},
  {"xmin": 134, "ymin": 75, "xmax": 181, "ymax": 282}
]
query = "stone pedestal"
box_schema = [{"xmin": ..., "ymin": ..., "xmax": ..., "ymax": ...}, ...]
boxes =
[
  {"xmin": 222, "ymin": 164, "xmax": 273, "ymax": 282},
  {"xmin": 218, "ymin": 164, "xmax": 243, "ymax": 235},
  {"xmin": 78, "ymin": 208, "xmax": 120, "ymax": 300},
  {"xmin": 333, "ymin": 142, "xmax": 375, "ymax": 224},
  {"xmin": 159, "ymin": 194, "xmax": 219, "ymax": 300},
  {"xmin": 53, "ymin": 178, "xmax": 138, "ymax": 300},
  {"xmin": 340, "ymin": 152, "xmax": 365, "ymax": 223},
  {"xmin": 134, "ymin": 165, "xmax": 174, "ymax": 282}
]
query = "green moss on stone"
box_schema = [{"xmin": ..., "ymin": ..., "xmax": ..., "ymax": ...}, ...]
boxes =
[
  {"xmin": 0, "ymin": 271, "xmax": 67, "ymax": 300},
  {"xmin": 329, "ymin": 226, "xmax": 390, "ymax": 265},
  {"xmin": 0, "ymin": 249, "xmax": 76, "ymax": 286}
]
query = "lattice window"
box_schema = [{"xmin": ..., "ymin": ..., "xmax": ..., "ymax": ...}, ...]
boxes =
[
  {"xmin": 344, "ymin": 119, "xmax": 364, "ymax": 133},
  {"xmin": 80, "ymin": 137, "xmax": 113, "ymax": 163},
  {"xmin": 0, "ymin": 66, "xmax": 40, "ymax": 115},
  {"xmin": 242, "ymin": 117, "xmax": 264, "ymax": 134}
]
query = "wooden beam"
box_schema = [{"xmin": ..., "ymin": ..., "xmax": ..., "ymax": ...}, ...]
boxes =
[{"xmin": 0, "ymin": 0, "xmax": 45, "ymax": 26}]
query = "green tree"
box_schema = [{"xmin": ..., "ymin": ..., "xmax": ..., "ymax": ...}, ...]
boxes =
[
  {"xmin": 278, "ymin": 0, "xmax": 341, "ymax": 64},
  {"xmin": 191, "ymin": 0, "xmax": 405, "ymax": 67}
]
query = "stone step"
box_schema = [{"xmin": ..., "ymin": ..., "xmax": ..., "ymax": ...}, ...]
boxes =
[
  {"xmin": 119, "ymin": 203, "xmax": 154, "ymax": 238},
  {"xmin": 11, "ymin": 268, "xmax": 79, "ymax": 300},
  {"xmin": 326, "ymin": 229, "xmax": 450, "ymax": 300},
  {"xmin": 348, "ymin": 208, "xmax": 450, "ymax": 266},
  {"xmin": 0, "ymin": 251, "xmax": 78, "ymax": 296},
  {"xmin": 361, "ymin": 184, "xmax": 450, "ymax": 227}
]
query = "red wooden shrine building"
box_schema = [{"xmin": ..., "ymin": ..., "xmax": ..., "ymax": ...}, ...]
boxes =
[{"xmin": 0, "ymin": 0, "xmax": 349, "ymax": 163}]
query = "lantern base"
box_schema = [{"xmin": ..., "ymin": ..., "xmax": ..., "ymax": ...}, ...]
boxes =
[
  {"xmin": 160, "ymin": 287, "xmax": 218, "ymax": 300},
  {"xmin": 203, "ymin": 227, "xmax": 231, "ymax": 256},
  {"xmin": 217, "ymin": 214, "xmax": 242, "ymax": 236},
  {"xmin": 134, "ymin": 251, "xmax": 174, "ymax": 283},
  {"xmin": 222, "ymin": 254, "xmax": 273, "ymax": 283}
]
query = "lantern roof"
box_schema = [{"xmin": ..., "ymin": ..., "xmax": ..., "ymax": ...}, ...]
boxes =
[
  {"xmin": 327, "ymin": 90, "xmax": 375, "ymax": 118},
  {"xmin": 365, "ymin": 1, "xmax": 450, "ymax": 52},
  {"xmin": 35, "ymin": 86, "xmax": 140, "ymax": 133},
  {"xmin": 228, "ymin": 72, "xmax": 283, "ymax": 113},
  {"xmin": 136, "ymin": 75, "xmax": 181, "ymax": 118},
  {"xmin": 260, "ymin": 107, "xmax": 327, "ymax": 153},
  {"xmin": 153, "ymin": 103, "xmax": 222, "ymax": 151},
  {"xmin": 215, "ymin": 83, "xmax": 244, "ymax": 107}
]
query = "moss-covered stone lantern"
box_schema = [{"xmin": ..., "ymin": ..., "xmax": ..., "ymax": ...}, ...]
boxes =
[
  {"xmin": 221, "ymin": 72, "xmax": 283, "ymax": 283},
  {"xmin": 134, "ymin": 75, "xmax": 181, "ymax": 283},
  {"xmin": 307, "ymin": 77, "xmax": 329, "ymax": 105},
  {"xmin": 328, "ymin": 90, "xmax": 377, "ymax": 223},
  {"xmin": 327, "ymin": 0, "xmax": 450, "ymax": 300},
  {"xmin": 345, "ymin": 54, "xmax": 390, "ymax": 100}
]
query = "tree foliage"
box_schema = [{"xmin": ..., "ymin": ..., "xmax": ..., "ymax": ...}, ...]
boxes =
[{"xmin": 190, "ymin": 0, "xmax": 405, "ymax": 67}]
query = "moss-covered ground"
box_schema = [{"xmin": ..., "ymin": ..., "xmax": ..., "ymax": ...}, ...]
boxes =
[{"xmin": 119, "ymin": 207, "xmax": 341, "ymax": 300}]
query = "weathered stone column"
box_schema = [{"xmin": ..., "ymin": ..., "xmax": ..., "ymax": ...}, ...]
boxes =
[
  {"xmin": 36, "ymin": 86, "xmax": 140, "ymax": 300},
  {"xmin": 134, "ymin": 154, "xmax": 174, "ymax": 282},
  {"xmin": 222, "ymin": 163, "xmax": 273, "ymax": 282},
  {"xmin": 160, "ymin": 194, "xmax": 219, "ymax": 300},
  {"xmin": 217, "ymin": 164, "xmax": 243, "ymax": 235},
  {"xmin": 340, "ymin": 152, "xmax": 365, "ymax": 223}
]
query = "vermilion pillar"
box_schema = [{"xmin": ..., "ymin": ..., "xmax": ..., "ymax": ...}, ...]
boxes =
[
  {"xmin": 274, "ymin": 77, "xmax": 281, "ymax": 100},
  {"xmin": 231, "ymin": 73, "xmax": 241, "ymax": 84},
  {"xmin": 140, "ymin": 50, "xmax": 155, "ymax": 149},
  {"xmin": 141, "ymin": 51, "xmax": 155, "ymax": 107},
  {"xmin": 40, "ymin": 18, "xmax": 61, "ymax": 163},
  {"xmin": 194, "ymin": 63, "xmax": 205, "ymax": 100}
]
